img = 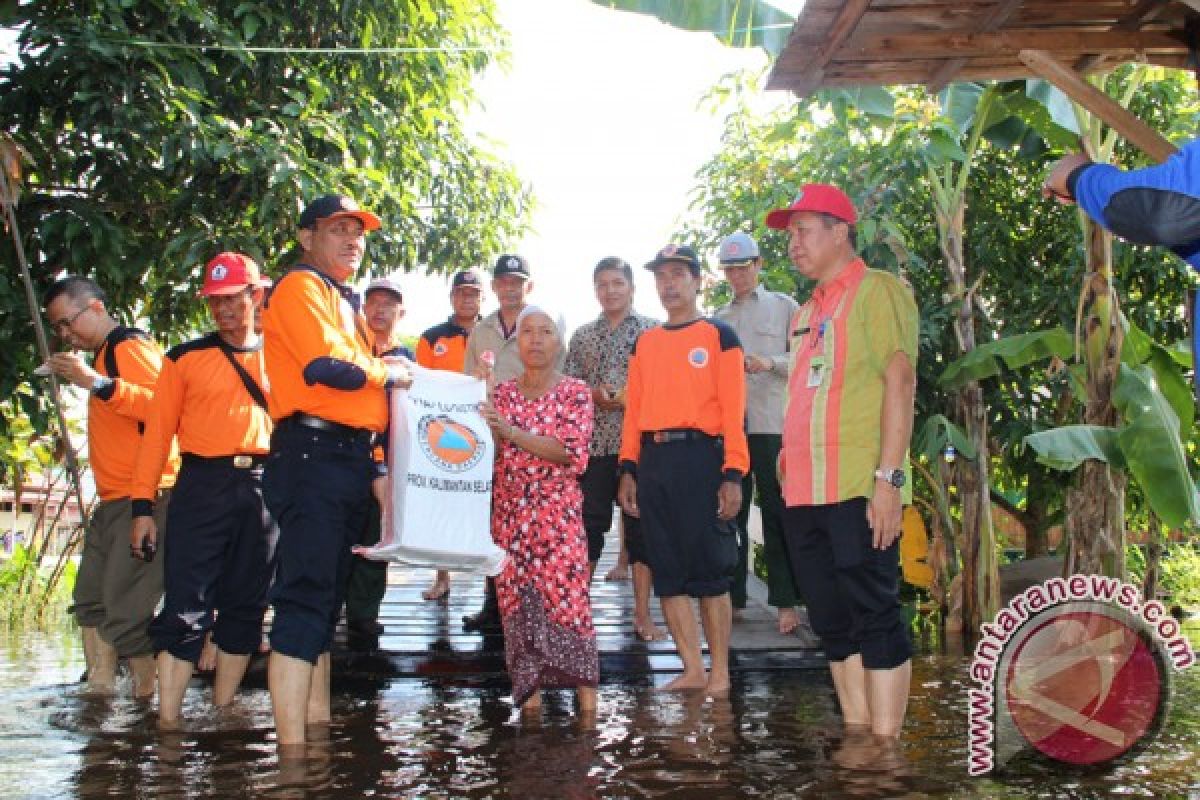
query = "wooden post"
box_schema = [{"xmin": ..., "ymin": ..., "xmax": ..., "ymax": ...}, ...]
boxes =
[{"xmin": 1018, "ymin": 49, "xmax": 1178, "ymax": 163}]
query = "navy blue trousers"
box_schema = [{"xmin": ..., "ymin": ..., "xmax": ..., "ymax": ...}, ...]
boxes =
[
  {"xmin": 263, "ymin": 423, "xmax": 374, "ymax": 664},
  {"xmin": 149, "ymin": 458, "xmax": 277, "ymax": 664}
]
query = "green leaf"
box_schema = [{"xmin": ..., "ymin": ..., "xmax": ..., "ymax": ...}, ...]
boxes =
[
  {"xmin": 1112, "ymin": 364, "xmax": 1200, "ymax": 529},
  {"xmin": 589, "ymin": 0, "xmax": 796, "ymax": 55},
  {"xmin": 939, "ymin": 82, "xmax": 985, "ymax": 137},
  {"xmin": 939, "ymin": 328, "xmax": 1073, "ymax": 388},
  {"xmin": 925, "ymin": 130, "xmax": 967, "ymax": 163},
  {"xmin": 847, "ymin": 86, "xmax": 895, "ymax": 118},
  {"xmin": 914, "ymin": 413, "xmax": 978, "ymax": 464},
  {"xmin": 1024, "ymin": 425, "xmax": 1124, "ymax": 471}
]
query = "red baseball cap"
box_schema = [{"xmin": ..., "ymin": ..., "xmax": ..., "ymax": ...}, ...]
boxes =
[
  {"xmin": 199, "ymin": 252, "xmax": 269, "ymax": 297},
  {"xmin": 765, "ymin": 183, "xmax": 858, "ymax": 229}
]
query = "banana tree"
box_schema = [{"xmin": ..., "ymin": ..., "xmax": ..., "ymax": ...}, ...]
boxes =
[
  {"xmin": 917, "ymin": 83, "xmax": 1006, "ymax": 631},
  {"xmin": 941, "ymin": 319, "xmax": 1199, "ymax": 543},
  {"xmin": 1004, "ymin": 69, "xmax": 1175, "ymax": 577}
]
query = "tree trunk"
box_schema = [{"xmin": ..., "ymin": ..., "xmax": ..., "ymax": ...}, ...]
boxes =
[
  {"xmin": 1066, "ymin": 220, "xmax": 1126, "ymax": 578},
  {"xmin": 940, "ymin": 202, "xmax": 999, "ymax": 633}
]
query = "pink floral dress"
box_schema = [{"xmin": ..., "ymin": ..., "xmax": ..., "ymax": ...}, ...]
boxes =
[{"xmin": 491, "ymin": 376, "xmax": 597, "ymax": 706}]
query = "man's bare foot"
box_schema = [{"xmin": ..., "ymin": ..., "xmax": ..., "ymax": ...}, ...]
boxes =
[
  {"xmin": 777, "ymin": 607, "xmax": 799, "ymax": 635},
  {"xmin": 659, "ymin": 672, "xmax": 708, "ymax": 691},
  {"xmin": 605, "ymin": 562, "xmax": 630, "ymax": 582},
  {"xmin": 704, "ymin": 673, "xmax": 731, "ymax": 696},
  {"xmin": 634, "ymin": 617, "xmax": 666, "ymax": 641}
]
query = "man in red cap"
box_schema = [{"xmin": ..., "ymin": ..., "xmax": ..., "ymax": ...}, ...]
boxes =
[
  {"xmin": 261, "ymin": 195, "xmax": 412, "ymax": 751},
  {"xmin": 42, "ymin": 276, "xmax": 178, "ymax": 698},
  {"xmin": 768, "ymin": 184, "xmax": 919, "ymax": 738},
  {"xmin": 129, "ymin": 252, "xmax": 275, "ymax": 729}
]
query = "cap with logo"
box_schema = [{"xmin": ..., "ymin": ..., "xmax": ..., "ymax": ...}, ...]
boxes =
[
  {"xmin": 200, "ymin": 252, "xmax": 270, "ymax": 297},
  {"xmin": 765, "ymin": 184, "xmax": 858, "ymax": 230},
  {"xmin": 644, "ymin": 243, "xmax": 702, "ymax": 275},
  {"xmin": 365, "ymin": 275, "xmax": 404, "ymax": 301},
  {"xmin": 452, "ymin": 268, "xmax": 485, "ymax": 290},
  {"xmin": 298, "ymin": 194, "xmax": 382, "ymax": 232},
  {"xmin": 493, "ymin": 254, "xmax": 530, "ymax": 279},
  {"xmin": 717, "ymin": 232, "xmax": 761, "ymax": 266}
]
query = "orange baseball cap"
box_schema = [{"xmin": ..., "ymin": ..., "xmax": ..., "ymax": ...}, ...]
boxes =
[{"xmin": 199, "ymin": 252, "xmax": 269, "ymax": 297}]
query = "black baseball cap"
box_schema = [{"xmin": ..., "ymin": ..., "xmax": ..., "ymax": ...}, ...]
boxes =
[
  {"xmin": 298, "ymin": 194, "xmax": 382, "ymax": 231},
  {"xmin": 493, "ymin": 254, "xmax": 530, "ymax": 279},
  {"xmin": 452, "ymin": 269, "xmax": 485, "ymax": 290},
  {"xmin": 644, "ymin": 244, "xmax": 701, "ymax": 275}
]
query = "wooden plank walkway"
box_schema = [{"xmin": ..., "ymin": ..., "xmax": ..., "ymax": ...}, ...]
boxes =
[{"xmin": 330, "ymin": 527, "xmax": 826, "ymax": 680}]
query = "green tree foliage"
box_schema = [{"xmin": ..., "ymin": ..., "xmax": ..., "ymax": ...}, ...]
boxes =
[
  {"xmin": 0, "ymin": 0, "xmax": 530, "ymax": 435},
  {"xmin": 685, "ymin": 68, "xmax": 1197, "ymax": 560}
]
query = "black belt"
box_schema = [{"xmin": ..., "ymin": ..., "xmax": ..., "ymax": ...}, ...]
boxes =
[
  {"xmin": 281, "ymin": 413, "xmax": 376, "ymax": 446},
  {"xmin": 182, "ymin": 452, "xmax": 265, "ymax": 469},
  {"xmin": 642, "ymin": 429, "xmax": 718, "ymax": 444}
]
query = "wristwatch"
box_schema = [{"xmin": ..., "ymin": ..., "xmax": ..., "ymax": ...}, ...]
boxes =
[
  {"xmin": 874, "ymin": 467, "xmax": 905, "ymax": 489},
  {"xmin": 90, "ymin": 375, "xmax": 114, "ymax": 394}
]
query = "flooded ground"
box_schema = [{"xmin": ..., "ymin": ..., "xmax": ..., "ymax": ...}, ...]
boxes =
[{"xmin": 1, "ymin": 627, "xmax": 1198, "ymax": 799}]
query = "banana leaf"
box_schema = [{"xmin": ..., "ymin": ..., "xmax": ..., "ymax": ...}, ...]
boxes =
[
  {"xmin": 1024, "ymin": 425, "xmax": 1124, "ymax": 471},
  {"xmin": 939, "ymin": 328, "xmax": 1073, "ymax": 389},
  {"xmin": 1112, "ymin": 364, "xmax": 1200, "ymax": 529},
  {"xmin": 914, "ymin": 413, "xmax": 977, "ymax": 465},
  {"xmin": 589, "ymin": 0, "xmax": 795, "ymax": 55}
]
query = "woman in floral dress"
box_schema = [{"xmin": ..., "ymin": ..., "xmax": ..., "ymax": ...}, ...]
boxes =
[{"xmin": 479, "ymin": 306, "xmax": 598, "ymax": 713}]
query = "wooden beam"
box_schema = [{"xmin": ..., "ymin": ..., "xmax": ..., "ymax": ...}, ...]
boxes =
[
  {"xmin": 1074, "ymin": 0, "xmax": 1171, "ymax": 72},
  {"xmin": 794, "ymin": 0, "xmax": 871, "ymax": 76},
  {"xmin": 839, "ymin": 29, "xmax": 1184, "ymax": 61},
  {"xmin": 928, "ymin": 0, "xmax": 1023, "ymax": 91},
  {"xmin": 1018, "ymin": 49, "xmax": 1178, "ymax": 163}
]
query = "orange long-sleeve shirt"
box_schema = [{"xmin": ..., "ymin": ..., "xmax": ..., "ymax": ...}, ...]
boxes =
[
  {"xmin": 618, "ymin": 317, "xmax": 749, "ymax": 478},
  {"xmin": 131, "ymin": 333, "xmax": 273, "ymax": 504},
  {"xmin": 89, "ymin": 327, "xmax": 178, "ymax": 501},
  {"xmin": 415, "ymin": 318, "xmax": 472, "ymax": 372},
  {"xmin": 261, "ymin": 266, "xmax": 390, "ymax": 432}
]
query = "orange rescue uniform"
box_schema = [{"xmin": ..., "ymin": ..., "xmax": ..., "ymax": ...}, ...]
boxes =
[
  {"xmin": 261, "ymin": 268, "xmax": 391, "ymax": 431},
  {"xmin": 415, "ymin": 318, "xmax": 473, "ymax": 372},
  {"xmin": 131, "ymin": 333, "xmax": 273, "ymax": 506},
  {"xmin": 618, "ymin": 317, "xmax": 749, "ymax": 478},
  {"xmin": 90, "ymin": 328, "xmax": 178, "ymax": 501}
]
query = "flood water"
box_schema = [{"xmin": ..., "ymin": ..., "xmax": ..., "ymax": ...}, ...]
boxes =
[{"xmin": 2, "ymin": 627, "xmax": 1198, "ymax": 799}]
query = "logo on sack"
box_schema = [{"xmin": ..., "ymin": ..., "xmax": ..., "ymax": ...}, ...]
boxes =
[
  {"xmin": 433, "ymin": 341, "xmax": 448, "ymax": 357},
  {"xmin": 210, "ymin": 264, "xmax": 228, "ymax": 281},
  {"xmin": 967, "ymin": 575, "xmax": 1194, "ymax": 775},
  {"xmin": 418, "ymin": 414, "xmax": 485, "ymax": 473},
  {"xmin": 688, "ymin": 347, "xmax": 709, "ymax": 368}
]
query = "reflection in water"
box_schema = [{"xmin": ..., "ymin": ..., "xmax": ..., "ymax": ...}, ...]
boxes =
[{"xmin": 1, "ymin": 631, "xmax": 1198, "ymax": 798}]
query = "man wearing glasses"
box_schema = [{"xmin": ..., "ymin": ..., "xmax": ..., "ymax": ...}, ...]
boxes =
[{"xmin": 42, "ymin": 276, "xmax": 178, "ymax": 697}]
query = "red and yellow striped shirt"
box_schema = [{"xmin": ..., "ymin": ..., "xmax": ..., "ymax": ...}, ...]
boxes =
[{"xmin": 782, "ymin": 258, "xmax": 918, "ymax": 506}]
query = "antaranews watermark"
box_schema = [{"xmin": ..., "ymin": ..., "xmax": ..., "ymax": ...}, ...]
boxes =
[{"xmin": 967, "ymin": 574, "xmax": 1195, "ymax": 775}]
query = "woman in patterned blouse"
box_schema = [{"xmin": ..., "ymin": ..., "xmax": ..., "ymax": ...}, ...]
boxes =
[{"xmin": 478, "ymin": 306, "xmax": 598, "ymax": 714}]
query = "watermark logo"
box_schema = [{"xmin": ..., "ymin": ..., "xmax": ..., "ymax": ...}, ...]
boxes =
[{"xmin": 968, "ymin": 575, "xmax": 1194, "ymax": 775}]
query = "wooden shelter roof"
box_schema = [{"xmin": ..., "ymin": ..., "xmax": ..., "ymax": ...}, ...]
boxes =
[{"xmin": 767, "ymin": 0, "xmax": 1200, "ymax": 97}]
